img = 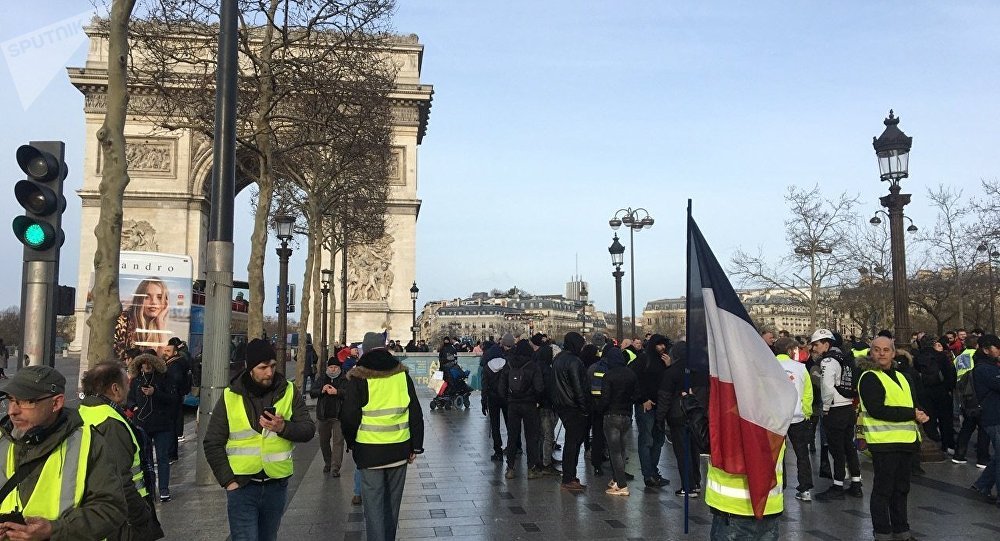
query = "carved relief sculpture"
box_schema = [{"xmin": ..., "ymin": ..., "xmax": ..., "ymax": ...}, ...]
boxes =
[
  {"xmin": 347, "ymin": 234, "xmax": 395, "ymax": 302},
  {"xmin": 121, "ymin": 220, "xmax": 160, "ymax": 252}
]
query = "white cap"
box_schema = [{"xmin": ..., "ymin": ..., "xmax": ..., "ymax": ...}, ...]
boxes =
[{"xmin": 809, "ymin": 329, "xmax": 834, "ymax": 344}]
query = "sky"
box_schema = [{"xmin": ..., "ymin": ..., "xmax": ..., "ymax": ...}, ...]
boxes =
[{"xmin": 1, "ymin": 1, "xmax": 998, "ymax": 321}]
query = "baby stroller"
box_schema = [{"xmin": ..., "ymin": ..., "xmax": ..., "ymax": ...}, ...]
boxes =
[{"xmin": 429, "ymin": 361, "xmax": 472, "ymax": 410}]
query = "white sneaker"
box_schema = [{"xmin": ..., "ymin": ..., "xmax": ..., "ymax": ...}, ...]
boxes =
[
  {"xmin": 605, "ymin": 482, "xmax": 629, "ymax": 496},
  {"xmin": 977, "ymin": 463, "xmax": 988, "ymax": 469},
  {"xmin": 796, "ymin": 490, "xmax": 812, "ymax": 502}
]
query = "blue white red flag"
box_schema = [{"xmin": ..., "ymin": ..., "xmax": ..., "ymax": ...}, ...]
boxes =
[{"xmin": 686, "ymin": 208, "xmax": 796, "ymax": 519}]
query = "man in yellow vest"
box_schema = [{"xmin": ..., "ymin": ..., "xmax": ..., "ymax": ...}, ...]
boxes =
[
  {"xmin": 859, "ymin": 336, "xmax": 928, "ymax": 541},
  {"xmin": 775, "ymin": 337, "xmax": 814, "ymax": 502},
  {"xmin": 203, "ymin": 339, "xmax": 315, "ymax": 541},
  {"xmin": 0, "ymin": 365, "xmax": 126, "ymax": 540},
  {"xmin": 705, "ymin": 448, "xmax": 786, "ymax": 539},
  {"xmin": 79, "ymin": 361, "xmax": 163, "ymax": 540},
  {"xmin": 342, "ymin": 332, "xmax": 424, "ymax": 541}
]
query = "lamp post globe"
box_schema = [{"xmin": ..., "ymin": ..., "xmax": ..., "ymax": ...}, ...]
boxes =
[{"xmin": 873, "ymin": 109, "xmax": 913, "ymax": 185}]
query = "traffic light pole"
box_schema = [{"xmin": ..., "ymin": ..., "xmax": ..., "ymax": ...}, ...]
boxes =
[{"xmin": 20, "ymin": 260, "xmax": 57, "ymax": 367}]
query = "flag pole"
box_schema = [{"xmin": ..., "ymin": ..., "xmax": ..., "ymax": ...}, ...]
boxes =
[{"xmin": 683, "ymin": 199, "xmax": 692, "ymax": 534}]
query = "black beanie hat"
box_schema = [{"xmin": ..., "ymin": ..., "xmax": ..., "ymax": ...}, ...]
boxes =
[{"xmin": 245, "ymin": 339, "xmax": 276, "ymax": 369}]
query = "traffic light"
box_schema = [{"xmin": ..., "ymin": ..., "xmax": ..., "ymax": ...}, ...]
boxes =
[{"xmin": 13, "ymin": 141, "xmax": 66, "ymax": 260}]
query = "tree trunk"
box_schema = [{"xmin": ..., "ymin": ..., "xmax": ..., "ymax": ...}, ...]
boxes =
[
  {"xmin": 87, "ymin": 0, "xmax": 137, "ymax": 368},
  {"xmin": 244, "ymin": 1, "xmax": 280, "ymax": 340},
  {"xmin": 295, "ymin": 210, "xmax": 316, "ymax": 386},
  {"xmin": 310, "ymin": 228, "xmax": 323, "ymax": 374}
]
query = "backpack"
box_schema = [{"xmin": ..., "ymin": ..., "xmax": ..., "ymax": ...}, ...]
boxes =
[
  {"xmin": 507, "ymin": 361, "xmax": 533, "ymax": 398},
  {"xmin": 833, "ymin": 352, "xmax": 858, "ymax": 399},
  {"xmin": 957, "ymin": 369, "xmax": 982, "ymax": 418}
]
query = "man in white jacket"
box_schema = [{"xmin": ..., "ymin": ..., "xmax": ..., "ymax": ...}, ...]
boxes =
[
  {"xmin": 776, "ymin": 337, "xmax": 815, "ymax": 502},
  {"xmin": 810, "ymin": 329, "xmax": 863, "ymax": 501}
]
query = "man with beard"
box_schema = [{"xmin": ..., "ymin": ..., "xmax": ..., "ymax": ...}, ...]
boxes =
[
  {"xmin": 0, "ymin": 366, "xmax": 126, "ymax": 540},
  {"xmin": 203, "ymin": 339, "xmax": 315, "ymax": 541},
  {"xmin": 632, "ymin": 334, "xmax": 671, "ymax": 488},
  {"xmin": 553, "ymin": 332, "xmax": 589, "ymax": 491}
]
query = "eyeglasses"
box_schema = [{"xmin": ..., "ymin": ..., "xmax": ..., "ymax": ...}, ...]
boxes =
[{"xmin": 2, "ymin": 394, "xmax": 57, "ymax": 409}]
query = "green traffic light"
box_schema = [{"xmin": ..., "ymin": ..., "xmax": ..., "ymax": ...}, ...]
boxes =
[{"xmin": 23, "ymin": 223, "xmax": 47, "ymax": 247}]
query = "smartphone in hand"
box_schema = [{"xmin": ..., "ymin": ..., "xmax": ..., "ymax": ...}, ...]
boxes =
[{"xmin": 263, "ymin": 406, "xmax": 277, "ymax": 417}]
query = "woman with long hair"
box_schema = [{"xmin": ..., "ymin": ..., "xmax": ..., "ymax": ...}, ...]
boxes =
[{"xmin": 115, "ymin": 278, "xmax": 171, "ymax": 362}]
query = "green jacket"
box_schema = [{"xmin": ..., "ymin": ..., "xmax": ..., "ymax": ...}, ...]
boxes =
[
  {"xmin": 0, "ymin": 408, "xmax": 127, "ymax": 541},
  {"xmin": 80, "ymin": 396, "xmax": 163, "ymax": 541}
]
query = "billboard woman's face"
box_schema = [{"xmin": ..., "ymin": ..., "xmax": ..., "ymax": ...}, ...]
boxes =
[{"xmin": 143, "ymin": 283, "xmax": 166, "ymax": 318}]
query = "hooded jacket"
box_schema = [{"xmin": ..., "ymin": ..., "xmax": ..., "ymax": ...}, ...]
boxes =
[
  {"xmin": 531, "ymin": 343, "xmax": 557, "ymax": 409},
  {"xmin": 973, "ymin": 349, "xmax": 1000, "ymax": 427},
  {"xmin": 480, "ymin": 345, "xmax": 509, "ymax": 407},
  {"xmin": 632, "ymin": 334, "xmax": 670, "ymax": 405},
  {"xmin": 0, "ymin": 409, "xmax": 127, "ymax": 540},
  {"xmin": 310, "ymin": 365, "xmax": 347, "ymax": 421},
  {"xmin": 203, "ymin": 370, "xmax": 315, "ymax": 488},
  {"xmin": 499, "ymin": 340, "xmax": 545, "ymax": 403},
  {"xmin": 595, "ymin": 347, "xmax": 639, "ymax": 416},
  {"xmin": 127, "ymin": 355, "xmax": 176, "ymax": 435},
  {"xmin": 341, "ymin": 349, "xmax": 425, "ymax": 469},
  {"xmin": 80, "ymin": 395, "xmax": 162, "ymax": 541},
  {"xmin": 913, "ymin": 346, "xmax": 957, "ymax": 392},
  {"xmin": 552, "ymin": 332, "xmax": 588, "ymax": 410}
]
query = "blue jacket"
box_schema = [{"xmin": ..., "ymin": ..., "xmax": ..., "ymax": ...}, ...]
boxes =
[{"xmin": 973, "ymin": 356, "xmax": 1000, "ymax": 427}]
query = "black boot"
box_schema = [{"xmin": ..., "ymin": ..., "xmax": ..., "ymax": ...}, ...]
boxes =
[
  {"xmin": 814, "ymin": 484, "xmax": 845, "ymax": 501},
  {"xmin": 846, "ymin": 481, "xmax": 863, "ymax": 498}
]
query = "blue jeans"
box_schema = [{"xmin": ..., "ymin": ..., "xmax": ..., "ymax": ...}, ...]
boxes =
[
  {"xmin": 710, "ymin": 513, "xmax": 780, "ymax": 541},
  {"xmin": 148, "ymin": 430, "xmax": 173, "ymax": 494},
  {"xmin": 360, "ymin": 465, "xmax": 407, "ymax": 541},
  {"xmin": 973, "ymin": 424, "xmax": 1000, "ymax": 496},
  {"xmin": 226, "ymin": 479, "xmax": 289, "ymax": 541},
  {"xmin": 354, "ymin": 469, "xmax": 362, "ymax": 496},
  {"xmin": 635, "ymin": 404, "xmax": 665, "ymax": 479}
]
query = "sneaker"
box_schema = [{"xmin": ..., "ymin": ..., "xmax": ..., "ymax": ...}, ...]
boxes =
[
  {"xmin": 951, "ymin": 457, "xmax": 968, "ymax": 464},
  {"xmin": 977, "ymin": 462, "xmax": 988, "ymax": 469},
  {"xmin": 351, "ymin": 495, "xmax": 362, "ymax": 505},
  {"xmin": 674, "ymin": 488, "xmax": 699, "ymax": 498},
  {"xmin": 605, "ymin": 482, "xmax": 629, "ymax": 496},
  {"xmin": 654, "ymin": 476, "xmax": 671, "ymax": 487},
  {"xmin": 505, "ymin": 468, "xmax": 515, "ymax": 479},
  {"xmin": 527, "ymin": 468, "xmax": 543, "ymax": 480},
  {"xmin": 846, "ymin": 482, "xmax": 863, "ymax": 498},
  {"xmin": 159, "ymin": 490, "xmax": 171, "ymax": 503},
  {"xmin": 796, "ymin": 490, "xmax": 812, "ymax": 502},
  {"xmin": 561, "ymin": 479, "xmax": 586, "ymax": 492},
  {"xmin": 814, "ymin": 485, "xmax": 845, "ymax": 501},
  {"xmin": 644, "ymin": 477, "xmax": 662, "ymax": 488},
  {"xmin": 540, "ymin": 465, "xmax": 562, "ymax": 476},
  {"xmin": 177, "ymin": 435, "xmax": 187, "ymax": 443}
]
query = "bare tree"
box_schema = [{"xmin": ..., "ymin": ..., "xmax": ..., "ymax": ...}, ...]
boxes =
[
  {"xmin": 128, "ymin": 0, "xmax": 396, "ymax": 339},
  {"xmin": 87, "ymin": 0, "xmax": 138, "ymax": 368},
  {"xmin": 918, "ymin": 184, "xmax": 976, "ymax": 327},
  {"xmin": 731, "ymin": 185, "xmax": 860, "ymax": 329}
]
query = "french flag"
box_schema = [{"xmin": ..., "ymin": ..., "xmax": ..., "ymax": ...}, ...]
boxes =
[{"xmin": 686, "ymin": 206, "xmax": 796, "ymax": 519}]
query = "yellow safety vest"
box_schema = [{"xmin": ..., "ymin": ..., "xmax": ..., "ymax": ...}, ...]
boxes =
[
  {"xmin": 357, "ymin": 372, "xmax": 411, "ymax": 445},
  {"xmin": 705, "ymin": 447, "xmax": 785, "ymax": 517},
  {"xmin": 859, "ymin": 370, "xmax": 920, "ymax": 445},
  {"xmin": 955, "ymin": 348, "xmax": 976, "ymax": 378},
  {"xmin": 0, "ymin": 426, "xmax": 90, "ymax": 520},
  {"xmin": 624, "ymin": 350, "xmax": 637, "ymax": 364},
  {"xmin": 224, "ymin": 381, "xmax": 295, "ymax": 479},
  {"xmin": 852, "ymin": 348, "xmax": 870, "ymax": 360},
  {"xmin": 79, "ymin": 404, "xmax": 147, "ymax": 497}
]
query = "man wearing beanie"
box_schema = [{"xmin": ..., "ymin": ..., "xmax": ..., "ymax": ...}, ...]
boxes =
[
  {"xmin": 203, "ymin": 338, "xmax": 315, "ymax": 541},
  {"xmin": 342, "ymin": 332, "xmax": 424, "ymax": 541}
]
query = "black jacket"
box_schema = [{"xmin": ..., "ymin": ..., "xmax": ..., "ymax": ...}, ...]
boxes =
[
  {"xmin": 480, "ymin": 346, "xmax": 509, "ymax": 407},
  {"xmin": 552, "ymin": 333, "xmax": 587, "ymax": 411},
  {"xmin": 499, "ymin": 345, "xmax": 545, "ymax": 404},
  {"xmin": 857, "ymin": 367, "xmax": 920, "ymax": 453},
  {"xmin": 165, "ymin": 354, "xmax": 191, "ymax": 397},
  {"xmin": 341, "ymin": 349, "xmax": 425, "ymax": 469},
  {"xmin": 632, "ymin": 334, "xmax": 670, "ymax": 405},
  {"xmin": 128, "ymin": 370, "xmax": 176, "ymax": 434},
  {"xmin": 595, "ymin": 347, "xmax": 639, "ymax": 416},
  {"xmin": 532, "ymin": 344, "xmax": 557, "ymax": 409},
  {"xmin": 310, "ymin": 368, "xmax": 347, "ymax": 420},
  {"xmin": 913, "ymin": 347, "xmax": 957, "ymax": 392},
  {"xmin": 203, "ymin": 371, "xmax": 315, "ymax": 487}
]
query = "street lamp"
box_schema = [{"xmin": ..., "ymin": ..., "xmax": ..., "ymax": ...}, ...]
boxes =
[
  {"xmin": 579, "ymin": 283, "xmax": 589, "ymax": 335},
  {"xmin": 320, "ymin": 269, "xmax": 332, "ymax": 365},
  {"xmin": 609, "ymin": 235, "xmax": 626, "ymax": 343},
  {"xmin": 274, "ymin": 214, "xmax": 294, "ymax": 375},
  {"xmin": 869, "ymin": 210, "xmax": 918, "ymax": 233},
  {"xmin": 872, "ymin": 110, "xmax": 913, "ymax": 351},
  {"xmin": 610, "ymin": 207, "xmax": 653, "ymax": 338},
  {"xmin": 977, "ymin": 242, "xmax": 999, "ymax": 334},
  {"xmin": 409, "ymin": 281, "xmax": 419, "ymax": 344}
]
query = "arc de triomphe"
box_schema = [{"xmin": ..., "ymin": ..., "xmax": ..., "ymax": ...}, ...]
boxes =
[{"xmin": 67, "ymin": 26, "xmax": 432, "ymax": 350}]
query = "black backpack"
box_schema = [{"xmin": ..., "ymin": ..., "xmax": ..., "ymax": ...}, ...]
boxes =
[
  {"xmin": 507, "ymin": 361, "xmax": 533, "ymax": 398},
  {"xmin": 957, "ymin": 370, "xmax": 982, "ymax": 417}
]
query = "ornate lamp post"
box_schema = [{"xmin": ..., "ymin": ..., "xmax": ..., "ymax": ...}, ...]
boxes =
[
  {"xmin": 872, "ymin": 110, "xmax": 913, "ymax": 351},
  {"xmin": 609, "ymin": 235, "xmax": 626, "ymax": 343},
  {"xmin": 579, "ymin": 283, "xmax": 590, "ymax": 335},
  {"xmin": 610, "ymin": 208, "xmax": 653, "ymax": 338},
  {"xmin": 320, "ymin": 269, "xmax": 332, "ymax": 364},
  {"xmin": 977, "ymin": 242, "xmax": 998, "ymax": 334},
  {"xmin": 274, "ymin": 214, "xmax": 294, "ymax": 375},
  {"xmin": 409, "ymin": 281, "xmax": 419, "ymax": 344}
]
